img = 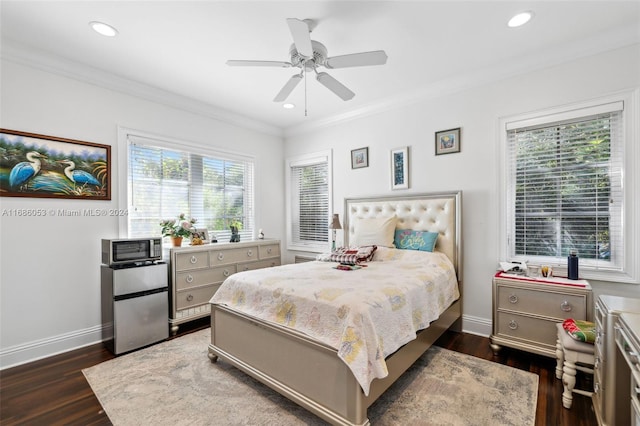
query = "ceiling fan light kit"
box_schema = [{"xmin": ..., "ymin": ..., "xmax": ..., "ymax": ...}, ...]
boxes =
[{"xmin": 226, "ymin": 18, "xmax": 387, "ymax": 111}]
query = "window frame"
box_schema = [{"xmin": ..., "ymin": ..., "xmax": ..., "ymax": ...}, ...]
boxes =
[
  {"xmin": 285, "ymin": 150, "xmax": 333, "ymax": 253},
  {"xmin": 118, "ymin": 127, "xmax": 255, "ymax": 242},
  {"xmin": 498, "ymin": 90, "xmax": 639, "ymax": 284}
]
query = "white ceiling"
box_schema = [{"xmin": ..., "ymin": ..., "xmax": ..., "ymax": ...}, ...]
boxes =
[{"xmin": 2, "ymin": 1, "xmax": 639, "ymax": 135}]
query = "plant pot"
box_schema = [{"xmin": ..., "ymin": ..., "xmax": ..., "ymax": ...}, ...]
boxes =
[{"xmin": 171, "ymin": 236, "xmax": 183, "ymax": 247}]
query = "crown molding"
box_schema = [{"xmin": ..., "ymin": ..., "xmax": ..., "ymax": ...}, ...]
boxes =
[
  {"xmin": 2, "ymin": 19, "xmax": 637, "ymax": 141},
  {"xmin": 1, "ymin": 39, "xmax": 283, "ymax": 138},
  {"xmin": 284, "ymin": 23, "xmax": 640, "ymax": 138}
]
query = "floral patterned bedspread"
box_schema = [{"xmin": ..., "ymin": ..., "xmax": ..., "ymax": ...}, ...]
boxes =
[{"xmin": 209, "ymin": 247, "xmax": 460, "ymax": 396}]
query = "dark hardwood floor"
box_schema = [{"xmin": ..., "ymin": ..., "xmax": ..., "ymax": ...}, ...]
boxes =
[{"xmin": 1, "ymin": 318, "xmax": 597, "ymax": 425}]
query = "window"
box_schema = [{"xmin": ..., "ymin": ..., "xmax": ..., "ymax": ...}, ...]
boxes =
[
  {"xmin": 286, "ymin": 151, "xmax": 332, "ymax": 252},
  {"xmin": 500, "ymin": 93, "xmax": 639, "ymax": 283},
  {"xmin": 125, "ymin": 133, "xmax": 254, "ymax": 243}
]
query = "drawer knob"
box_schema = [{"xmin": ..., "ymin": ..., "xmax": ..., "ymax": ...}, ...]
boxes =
[
  {"xmin": 267, "ymin": 247, "xmax": 272, "ymax": 253},
  {"xmin": 243, "ymin": 266, "xmax": 249, "ymax": 271},
  {"xmin": 223, "ymin": 269, "xmax": 230, "ymax": 277},
  {"xmin": 508, "ymin": 294, "xmax": 518, "ymax": 304},
  {"xmin": 508, "ymin": 320, "xmax": 518, "ymax": 330},
  {"xmin": 247, "ymin": 249, "xmax": 253, "ymax": 257},
  {"xmin": 186, "ymin": 274, "xmax": 194, "ymax": 283},
  {"xmin": 218, "ymin": 253, "xmax": 224, "ymax": 261},
  {"xmin": 190, "ymin": 256, "xmax": 197, "ymax": 264},
  {"xmin": 186, "ymin": 294, "xmax": 193, "ymax": 302},
  {"xmin": 560, "ymin": 301, "xmax": 572, "ymax": 312}
]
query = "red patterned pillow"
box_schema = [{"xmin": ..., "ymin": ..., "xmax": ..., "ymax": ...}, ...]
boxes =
[{"xmin": 562, "ymin": 318, "xmax": 596, "ymax": 344}]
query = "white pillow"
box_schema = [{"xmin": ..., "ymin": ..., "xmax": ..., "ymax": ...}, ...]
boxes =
[{"xmin": 352, "ymin": 215, "xmax": 397, "ymax": 247}]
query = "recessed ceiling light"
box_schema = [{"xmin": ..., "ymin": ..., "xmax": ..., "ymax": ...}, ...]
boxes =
[
  {"xmin": 89, "ymin": 21, "xmax": 118, "ymax": 37},
  {"xmin": 508, "ymin": 11, "xmax": 534, "ymax": 28},
  {"xmin": 283, "ymin": 103, "xmax": 295, "ymax": 109}
]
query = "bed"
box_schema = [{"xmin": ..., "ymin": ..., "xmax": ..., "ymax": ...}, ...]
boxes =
[{"xmin": 208, "ymin": 191, "xmax": 463, "ymax": 425}]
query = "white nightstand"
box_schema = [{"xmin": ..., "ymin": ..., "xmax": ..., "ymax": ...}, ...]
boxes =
[{"xmin": 490, "ymin": 272, "xmax": 592, "ymax": 358}]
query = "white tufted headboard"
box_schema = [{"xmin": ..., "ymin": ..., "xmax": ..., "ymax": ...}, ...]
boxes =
[{"xmin": 344, "ymin": 191, "xmax": 462, "ymax": 281}]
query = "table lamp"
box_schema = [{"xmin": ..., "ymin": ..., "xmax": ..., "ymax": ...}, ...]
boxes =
[{"xmin": 328, "ymin": 213, "xmax": 342, "ymax": 251}]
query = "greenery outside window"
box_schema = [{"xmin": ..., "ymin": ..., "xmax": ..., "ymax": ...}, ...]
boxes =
[
  {"xmin": 500, "ymin": 93, "xmax": 639, "ymax": 283},
  {"xmin": 125, "ymin": 134, "xmax": 254, "ymax": 243},
  {"xmin": 286, "ymin": 150, "xmax": 332, "ymax": 252}
]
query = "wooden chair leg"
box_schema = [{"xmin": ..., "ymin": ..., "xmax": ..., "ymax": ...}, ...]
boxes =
[
  {"xmin": 555, "ymin": 338, "xmax": 564, "ymax": 380},
  {"xmin": 562, "ymin": 360, "xmax": 577, "ymax": 409}
]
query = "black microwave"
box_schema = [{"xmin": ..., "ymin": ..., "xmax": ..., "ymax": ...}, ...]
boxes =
[{"xmin": 102, "ymin": 238, "xmax": 162, "ymax": 266}]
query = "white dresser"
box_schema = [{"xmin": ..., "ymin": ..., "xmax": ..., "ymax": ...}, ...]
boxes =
[
  {"xmin": 615, "ymin": 312, "xmax": 640, "ymax": 426},
  {"xmin": 169, "ymin": 239, "xmax": 281, "ymax": 334},
  {"xmin": 593, "ymin": 295, "xmax": 640, "ymax": 426},
  {"xmin": 490, "ymin": 272, "xmax": 592, "ymax": 357}
]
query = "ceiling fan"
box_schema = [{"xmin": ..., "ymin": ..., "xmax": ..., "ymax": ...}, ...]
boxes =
[{"xmin": 226, "ymin": 18, "xmax": 388, "ymax": 103}]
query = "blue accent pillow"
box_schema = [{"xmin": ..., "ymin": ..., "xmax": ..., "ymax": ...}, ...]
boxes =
[{"xmin": 394, "ymin": 230, "xmax": 438, "ymax": 252}]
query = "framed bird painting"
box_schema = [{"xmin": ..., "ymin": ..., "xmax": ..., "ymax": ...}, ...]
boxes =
[{"xmin": 0, "ymin": 129, "xmax": 111, "ymax": 200}]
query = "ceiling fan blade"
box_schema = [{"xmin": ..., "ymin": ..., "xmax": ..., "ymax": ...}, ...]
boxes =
[
  {"xmin": 226, "ymin": 60, "xmax": 292, "ymax": 68},
  {"xmin": 286, "ymin": 18, "xmax": 313, "ymax": 59},
  {"xmin": 273, "ymin": 74, "xmax": 303, "ymax": 102},
  {"xmin": 324, "ymin": 50, "xmax": 388, "ymax": 69},
  {"xmin": 316, "ymin": 72, "xmax": 355, "ymax": 101}
]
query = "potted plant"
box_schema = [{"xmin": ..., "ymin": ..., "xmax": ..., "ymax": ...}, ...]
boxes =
[
  {"xmin": 160, "ymin": 214, "xmax": 196, "ymax": 247},
  {"xmin": 229, "ymin": 220, "xmax": 242, "ymax": 243}
]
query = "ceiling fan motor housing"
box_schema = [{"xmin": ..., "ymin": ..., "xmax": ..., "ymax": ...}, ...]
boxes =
[{"xmin": 289, "ymin": 40, "xmax": 327, "ymax": 70}]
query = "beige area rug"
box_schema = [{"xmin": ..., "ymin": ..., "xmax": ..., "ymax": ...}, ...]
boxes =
[{"xmin": 83, "ymin": 328, "xmax": 538, "ymax": 426}]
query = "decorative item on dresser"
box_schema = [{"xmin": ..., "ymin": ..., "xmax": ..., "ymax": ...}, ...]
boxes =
[
  {"xmin": 169, "ymin": 239, "xmax": 280, "ymax": 335},
  {"xmin": 490, "ymin": 271, "xmax": 592, "ymax": 357},
  {"xmin": 592, "ymin": 295, "xmax": 640, "ymax": 426}
]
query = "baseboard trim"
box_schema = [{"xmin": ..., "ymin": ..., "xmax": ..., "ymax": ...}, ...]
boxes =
[
  {"xmin": 0, "ymin": 325, "xmax": 103, "ymax": 370},
  {"xmin": 0, "ymin": 314, "xmax": 493, "ymax": 370},
  {"xmin": 460, "ymin": 314, "xmax": 492, "ymax": 337}
]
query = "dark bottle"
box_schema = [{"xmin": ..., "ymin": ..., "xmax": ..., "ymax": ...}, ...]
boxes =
[{"xmin": 568, "ymin": 251, "xmax": 579, "ymax": 280}]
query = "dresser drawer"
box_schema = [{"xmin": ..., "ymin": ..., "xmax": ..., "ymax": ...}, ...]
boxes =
[
  {"xmin": 238, "ymin": 259, "xmax": 281, "ymax": 272},
  {"xmin": 210, "ymin": 246, "xmax": 258, "ymax": 265},
  {"xmin": 495, "ymin": 311, "xmax": 559, "ymax": 349},
  {"xmin": 175, "ymin": 265, "xmax": 237, "ymax": 290},
  {"xmin": 174, "ymin": 251, "xmax": 209, "ymax": 271},
  {"xmin": 258, "ymin": 243, "xmax": 280, "ymax": 259},
  {"xmin": 497, "ymin": 285, "xmax": 587, "ymax": 320},
  {"xmin": 176, "ymin": 284, "xmax": 221, "ymax": 310}
]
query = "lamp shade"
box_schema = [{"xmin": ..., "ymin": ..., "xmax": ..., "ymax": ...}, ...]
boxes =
[{"xmin": 328, "ymin": 213, "xmax": 342, "ymax": 230}]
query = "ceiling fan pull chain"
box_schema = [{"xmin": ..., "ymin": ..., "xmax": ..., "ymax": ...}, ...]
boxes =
[{"xmin": 304, "ymin": 64, "xmax": 308, "ymax": 117}]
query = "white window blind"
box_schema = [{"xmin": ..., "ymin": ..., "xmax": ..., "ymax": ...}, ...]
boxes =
[
  {"xmin": 506, "ymin": 103, "xmax": 624, "ymax": 272},
  {"xmin": 127, "ymin": 136, "xmax": 254, "ymax": 243},
  {"xmin": 288, "ymin": 155, "xmax": 329, "ymax": 251}
]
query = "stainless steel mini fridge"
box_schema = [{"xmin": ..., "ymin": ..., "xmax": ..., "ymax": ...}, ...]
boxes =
[{"xmin": 101, "ymin": 262, "xmax": 169, "ymax": 354}]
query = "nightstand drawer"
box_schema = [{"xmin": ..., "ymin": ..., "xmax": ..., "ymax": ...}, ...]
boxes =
[
  {"xmin": 175, "ymin": 251, "xmax": 209, "ymax": 271},
  {"xmin": 176, "ymin": 284, "xmax": 220, "ymax": 310},
  {"xmin": 497, "ymin": 285, "xmax": 587, "ymax": 320},
  {"xmin": 495, "ymin": 311, "xmax": 559, "ymax": 349},
  {"xmin": 175, "ymin": 265, "xmax": 237, "ymax": 290},
  {"xmin": 210, "ymin": 246, "xmax": 258, "ymax": 265}
]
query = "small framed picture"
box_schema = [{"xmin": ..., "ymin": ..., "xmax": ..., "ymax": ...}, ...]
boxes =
[
  {"xmin": 435, "ymin": 127, "xmax": 461, "ymax": 155},
  {"xmin": 390, "ymin": 146, "xmax": 409, "ymax": 190},
  {"xmin": 351, "ymin": 147, "xmax": 369, "ymax": 169},
  {"xmin": 192, "ymin": 229, "xmax": 209, "ymax": 243}
]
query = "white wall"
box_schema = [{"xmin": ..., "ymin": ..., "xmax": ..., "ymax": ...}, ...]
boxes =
[
  {"xmin": 0, "ymin": 59, "xmax": 284, "ymax": 368},
  {"xmin": 2, "ymin": 44, "xmax": 638, "ymax": 368},
  {"xmin": 284, "ymin": 45, "xmax": 640, "ymax": 336}
]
